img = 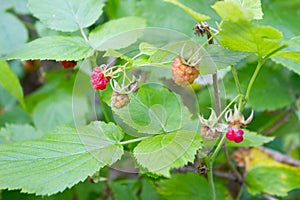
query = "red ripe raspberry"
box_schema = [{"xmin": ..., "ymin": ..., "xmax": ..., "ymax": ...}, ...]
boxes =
[
  {"xmin": 111, "ymin": 92, "xmax": 130, "ymax": 109},
  {"xmin": 90, "ymin": 67, "xmax": 110, "ymax": 90},
  {"xmin": 171, "ymin": 57, "xmax": 199, "ymax": 86},
  {"xmin": 234, "ymin": 129, "xmax": 244, "ymax": 143},
  {"xmin": 226, "ymin": 129, "xmax": 235, "ymax": 141},
  {"xmin": 226, "ymin": 128, "xmax": 244, "ymax": 143},
  {"xmin": 61, "ymin": 60, "xmax": 77, "ymax": 69}
]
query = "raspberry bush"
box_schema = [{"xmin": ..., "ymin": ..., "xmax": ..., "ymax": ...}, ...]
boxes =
[{"xmin": 0, "ymin": 0, "xmax": 300, "ymax": 199}]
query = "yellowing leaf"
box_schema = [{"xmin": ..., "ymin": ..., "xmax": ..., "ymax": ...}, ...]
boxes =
[{"xmin": 233, "ymin": 148, "xmax": 300, "ymax": 196}]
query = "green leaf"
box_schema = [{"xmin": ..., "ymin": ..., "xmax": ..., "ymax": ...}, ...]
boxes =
[
  {"xmin": 200, "ymin": 45, "xmax": 250, "ymax": 74},
  {"xmin": 5, "ymin": 36, "xmax": 94, "ymax": 61},
  {"xmin": 141, "ymin": 180, "xmax": 163, "ymax": 200},
  {"xmin": 133, "ymin": 130, "xmax": 201, "ymax": 177},
  {"xmin": 274, "ymin": 51, "xmax": 300, "ymax": 62},
  {"xmin": 73, "ymin": 180, "xmax": 104, "ymax": 200},
  {"xmin": 245, "ymin": 166, "xmax": 300, "ymax": 196},
  {"xmin": 28, "ymin": 0, "xmax": 104, "ymax": 32},
  {"xmin": 226, "ymin": 130, "xmax": 274, "ymax": 147},
  {"xmin": 272, "ymin": 36, "xmax": 300, "ymax": 75},
  {"xmin": 163, "ymin": 0, "xmax": 210, "ymax": 22},
  {"xmin": 158, "ymin": 173, "xmax": 210, "ymax": 200},
  {"xmin": 0, "ymin": 121, "xmax": 124, "ymax": 195},
  {"xmin": 220, "ymin": 21, "xmax": 282, "ymax": 57},
  {"xmin": 139, "ymin": 42, "xmax": 158, "ymax": 56},
  {"xmin": 261, "ymin": 1, "xmax": 300, "ymax": 39},
  {"xmin": 113, "ymin": 84, "xmax": 192, "ymax": 134},
  {"xmin": 135, "ymin": 0, "xmax": 218, "ymax": 37},
  {"xmin": 272, "ymin": 56, "xmax": 300, "ymax": 76},
  {"xmin": 0, "ymin": 124, "xmax": 42, "ymax": 144},
  {"xmin": 235, "ymin": 0, "xmax": 263, "ymax": 19},
  {"xmin": 212, "ymin": 0, "xmax": 263, "ymax": 22},
  {"xmin": 157, "ymin": 172, "xmax": 231, "ymax": 200},
  {"xmin": 105, "ymin": 0, "xmax": 136, "ymax": 19},
  {"xmin": 32, "ymin": 93, "xmax": 82, "ymax": 132},
  {"xmin": 0, "ymin": 107, "xmax": 31, "ymax": 127},
  {"xmin": 0, "ymin": 0, "xmax": 29, "ymax": 14},
  {"xmin": 0, "ymin": 12, "xmax": 28, "ymax": 57},
  {"xmin": 35, "ymin": 21, "xmax": 84, "ymax": 38},
  {"xmin": 89, "ymin": 17, "xmax": 146, "ymax": 51},
  {"xmin": 103, "ymin": 49, "xmax": 132, "ymax": 62},
  {"xmin": 0, "ymin": 60, "xmax": 25, "ymax": 108},
  {"xmin": 212, "ymin": 1, "xmax": 253, "ymax": 22},
  {"xmin": 111, "ymin": 183, "xmax": 138, "ymax": 200},
  {"xmin": 225, "ymin": 65, "xmax": 294, "ymax": 111}
]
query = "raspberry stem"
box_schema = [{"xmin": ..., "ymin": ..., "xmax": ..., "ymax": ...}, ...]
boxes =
[
  {"xmin": 97, "ymin": 90, "xmax": 110, "ymax": 122},
  {"xmin": 230, "ymin": 65, "xmax": 244, "ymax": 112},
  {"xmin": 240, "ymin": 45, "xmax": 288, "ymax": 111},
  {"xmin": 212, "ymin": 73, "xmax": 221, "ymax": 117},
  {"xmin": 118, "ymin": 136, "xmax": 152, "ymax": 145}
]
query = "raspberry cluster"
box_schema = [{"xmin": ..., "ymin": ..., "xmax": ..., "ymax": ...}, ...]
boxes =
[
  {"xmin": 90, "ymin": 67, "xmax": 110, "ymax": 90},
  {"xmin": 171, "ymin": 57, "xmax": 199, "ymax": 86},
  {"xmin": 226, "ymin": 128, "xmax": 244, "ymax": 143},
  {"xmin": 61, "ymin": 60, "xmax": 77, "ymax": 69}
]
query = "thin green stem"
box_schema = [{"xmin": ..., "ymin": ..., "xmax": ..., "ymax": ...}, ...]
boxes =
[
  {"xmin": 240, "ymin": 45, "xmax": 288, "ymax": 111},
  {"xmin": 97, "ymin": 91, "xmax": 110, "ymax": 122},
  {"xmin": 205, "ymin": 134, "xmax": 227, "ymax": 200},
  {"xmin": 118, "ymin": 136, "xmax": 152, "ymax": 145},
  {"xmin": 263, "ymin": 44, "xmax": 288, "ymax": 61},
  {"xmin": 241, "ymin": 60, "xmax": 263, "ymax": 111},
  {"xmin": 211, "ymin": 133, "xmax": 227, "ymax": 161},
  {"xmin": 231, "ymin": 65, "xmax": 242, "ymax": 95},
  {"xmin": 230, "ymin": 65, "xmax": 244, "ymax": 112},
  {"xmin": 213, "ymin": 73, "xmax": 221, "ymax": 117},
  {"xmin": 206, "ymin": 158, "xmax": 216, "ymax": 200},
  {"xmin": 235, "ymin": 184, "xmax": 243, "ymax": 200}
]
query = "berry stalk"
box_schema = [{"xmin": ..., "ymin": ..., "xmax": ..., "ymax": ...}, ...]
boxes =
[
  {"xmin": 239, "ymin": 45, "xmax": 288, "ymax": 112},
  {"xmin": 97, "ymin": 90, "xmax": 110, "ymax": 123}
]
